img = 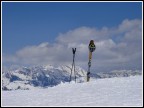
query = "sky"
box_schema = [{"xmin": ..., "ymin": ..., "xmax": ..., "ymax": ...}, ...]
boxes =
[{"xmin": 2, "ymin": 2, "xmax": 142, "ymax": 72}]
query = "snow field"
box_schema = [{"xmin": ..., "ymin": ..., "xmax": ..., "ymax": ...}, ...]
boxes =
[{"xmin": 2, "ymin": 76, "xmax": 142, "ymax": 106}]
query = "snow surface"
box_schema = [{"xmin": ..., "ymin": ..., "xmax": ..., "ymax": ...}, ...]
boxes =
[{"xmin": 2, "ymin": 76, "xmax": 142, "ymax": 106}]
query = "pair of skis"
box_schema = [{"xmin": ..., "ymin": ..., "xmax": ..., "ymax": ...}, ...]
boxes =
[
  {"xmin": 87, "ymin": 40, "xmax": 96, "ymax": 82},
  {"xmin": 69, "ymin": 40, "xmax": 96, "ymax": 82}
]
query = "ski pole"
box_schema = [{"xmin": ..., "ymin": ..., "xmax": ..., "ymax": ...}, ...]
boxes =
[{"xmin": 70, "ymin": 48, "xmax": 76, "ymax": 83}]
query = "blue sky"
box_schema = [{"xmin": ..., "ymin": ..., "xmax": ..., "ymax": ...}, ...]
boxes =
[
  {"xmin": 2, "ymin": 2, "xmax": 142, "ymax": 53},
  {"xmin": 2, "ymin": 2, "xmax": 142, "ymax": 71}
]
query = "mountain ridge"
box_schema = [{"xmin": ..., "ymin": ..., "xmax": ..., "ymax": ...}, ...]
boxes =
[{"xmin": 2, "ymin": 65, "xmax": 141, "ymax": 90}]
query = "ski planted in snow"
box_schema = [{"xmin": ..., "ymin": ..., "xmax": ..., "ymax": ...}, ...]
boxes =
[{"xmin": 87, "ymin": 40, "xmax": 96, "ymax": 82}]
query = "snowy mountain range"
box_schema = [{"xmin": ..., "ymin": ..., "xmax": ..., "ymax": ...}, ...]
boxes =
[{"xmin": 2, "ymin": 65, "xmax": 141, "ymax": 90}]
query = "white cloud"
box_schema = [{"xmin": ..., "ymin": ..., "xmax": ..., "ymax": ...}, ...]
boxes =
[
  {"xmin": 3, "ymin": 19, "xmax": 142, "ymax": 72},
  {"xmin": 118, "ymin": 19, "xmax": 142, "ymax": 32}
]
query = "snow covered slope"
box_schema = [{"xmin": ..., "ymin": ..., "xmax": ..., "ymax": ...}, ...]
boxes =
[{"xmin": 2, "ymin": 76, "xmax": 142, "ymax": 106}]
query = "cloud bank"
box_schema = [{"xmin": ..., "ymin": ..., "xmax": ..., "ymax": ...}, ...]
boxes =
[{"xmin": 3, "ymin": 19, "xmax": 142, "ymax": 72}]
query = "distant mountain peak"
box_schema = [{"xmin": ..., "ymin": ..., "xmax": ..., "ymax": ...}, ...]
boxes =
[
  {"xmin": 2, "ymin": 65, "xmax": 141, "ymax": 91},
  {"xmin": 2, "ymin": 65, "xmax": 87, "ymax": 90}
]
